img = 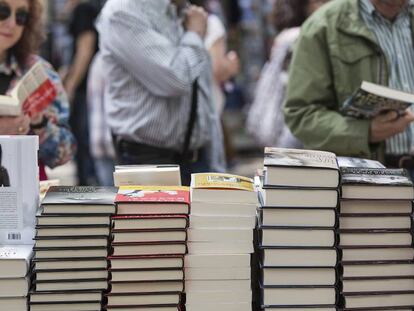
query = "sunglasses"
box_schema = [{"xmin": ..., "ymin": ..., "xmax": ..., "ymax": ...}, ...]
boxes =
[{"xmin": 0, "ymin": 2, "xmax": 29, "ymax": 26}]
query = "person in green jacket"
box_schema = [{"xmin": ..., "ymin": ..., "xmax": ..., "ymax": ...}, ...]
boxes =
[{"xmin": 284, "ymin": 0, "xmax": 414, "ymax": 167}]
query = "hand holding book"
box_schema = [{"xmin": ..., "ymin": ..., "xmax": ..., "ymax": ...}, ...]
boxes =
[{"xmin": 369, "ymin": 109, "xmax": 414, "ymax": 143}]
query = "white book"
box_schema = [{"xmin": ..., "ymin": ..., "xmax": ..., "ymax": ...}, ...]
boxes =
[
  {"xmin": 263, "ymin": 287, "xmax": 336, "ymax": 306},
  {"xmin": 189, "ymin": 215, "xmax": 256, "ymax": 229},
  {"xmin": 186, "ymin": 303, "xmax": 251, "ymax": 311},
  {"xmin": 186, "ymin": 290, "xmax": 252, "ymax": 304},
  {"xmin": 0, "ymin": 277, "xmax": 29, "ymax": 297},
  {"xmin": 190, "ymin": 201, "xmax": 257, "ymax": 217},
  {"xmin": 113, "ymin": 165, "xmax": 181, "ymax": 186},
  {"xmin": 185, "ymin": 267, "xmax": 251, "ymax": 280},
  {"xmin": 0, "ymin": 297, "xmax": 27, "ymax": 311},
  {"xmin": 185, "ymin": 279, "xmax": 251, "ymax": 292},
  {"xmin": 187, "ymin": 241, "xmax": 253, "ymax": 254},
  {"xmin": 187, "ymin": 228, "xmax": 253, "ymax": 242},
  {"xmin": 184, "ymin": 254, "xmax": 250, "ymax": 268},
  {"xmin": 0, "ymin": 245, "xmax": 32, "ymax": 278}
]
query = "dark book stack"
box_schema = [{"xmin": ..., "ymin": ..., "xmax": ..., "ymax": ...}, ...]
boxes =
[
  {"xmin": 0, "ymin": 245, "xmax": 33, "ymax": 311},
  {"xmin": 106, "ymin": 186, "xmax": 190, "ymax": 311},
  {"xmin": 339, "ymin": 166, "xmax": 414, "ymax": 310},
  {"xmin": 29, "ymin": 186, "xmax": 118, "ymax": 311},
  {"xmin": 257, "ymin": 148, "xmax": 340, "ymax": 311},
  {"xmin": 186, "ymin": 173, "xmax": 257, "ymax": 311}
]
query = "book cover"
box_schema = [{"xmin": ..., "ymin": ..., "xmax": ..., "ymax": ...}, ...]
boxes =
[
  {"xmin": 341, "ymin": 81, "xmax": 414, "ymax": 119},
  {"xmin": 337, "ymin": 157, "xmax": 385, "ymax": 169},
  {"xmin": 116, "ymin": 186, "xmax": 190, "ymax": 205},
  {"xmin": 42, "ymin": 186, "xmax": 118, "ymax": 206},
  {"xmin": 264, "ymin": 147, "xmax": 338, "ymax": 170},
  {"xmin": 340, "ymin": 168, "xmax": 413, "ymax": 186},
  {"xmin": 191, "ymin": 173, "xmax": 254, "ymax": 191},
  {"xmin": 0, "ymin": 136, "xmax": 39, "ymax": 245}
]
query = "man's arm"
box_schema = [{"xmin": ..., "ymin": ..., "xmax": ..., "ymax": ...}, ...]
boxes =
[
  {"xmin": 100, "ymin": 8, "xmax": 208, "ymax": 97},
  {"xmin": 283, "ymin": 23, "xmax": 372, "ymax": 157}
]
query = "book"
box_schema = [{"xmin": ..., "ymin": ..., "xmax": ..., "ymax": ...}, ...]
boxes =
[
  {"xmin": 186, "ymin": 290, "xmax": 252, "ymax": 304},
  {"xmin": 115, "ymin": 186, "xmax": 190, "ymax": 215},
  {"xmin": 340, "ymin": 200, "xmax": 413, "ymax": 215},
  {"xmin": 341, "ymin": 246, "xmax": 414, "ymax": 262},
  {"xmin": 341, "ymin": 168, "xmax": 414, "ymax": 200},
  {"xmin": 29, "ymin": 301, "xmax": 102, "ymax": 311},
  {"xmin": 106, "ymin": 292, "xmax": 181, "ymax": 306},
  {"xmin": 110, "ymin": 281, "xmax": 184, "ymax": 294},
  {"xmin": 190, "ymin": 173, "xmax": 256, "ymax": 204},
  {"xmin": 112, "ymin": 215, "xmax": 188, "ymax": 230},
  {"xmin": 184, "ymin": 254, "xmax": 250, "ymax": 268},
  {"xmin": 34, "ymin": 258, "xmax": 108, "ymax": 271},
  {"xmin": 0, "ymin": 245, "xmax": 32, "ymax": 278},
  {"xmin": 343, "ymin": 278, "xmax": 414, "ymax": 293},
  {"xmin": 261, "ymin": 247, "xmax": 338, "ymax": 267},
  {"xmin": 187, "ymin": 241, "xmax": 254, "ymax": 254},
  {"xmin": 185, "ymin": 279, "xmax": 251, "ymax": 292},
  {"xmin": 0, "ymin": 136, "xmax": 39, "ymax": 245},
  {"xmin": 260, "ymin": 208, "xmax": 337, "ymax": 228},
  {"xmin": 41, "ymin": 186, "xmax": 118, "ymax": 214},
  {"xmin": 259, "ymin": 188, "xmax": 339, "ymax": 208},
  {"xmin": 261, "ymin": 286, "xmax": 337, "ymax": 306},
  {"xmin": 341, "ymin": 81, "xmax": 414, "ymax": 119},
  {"xmin": 35, "ymin": 269, "xmax": 108, "ymax": 281},
  {"xmin": 261, "ymin": 267, "xmax": 337, "ymax": 286},
  {"xmin": 36, "ymin": 215, "xmax": 111, "ymax": 226},
  {"xmin": 34, "ymin": 247, "xmax": 108, "ymax": 259},
  {"xmin": 29, "ymin": 290, "xmax": 102, "ymax": 303},
  {"xmin": 185, "ymin": 267, "xmax": 251, "ymax": 280},
  {"xmin": 190, "ymin": 201, "xmax": 257, "ymax": 217},
  {"xmin": 0, "ymin": 61, "xmax": 57, "ymax": 116},
  {"xmin": 186, "ymin": 302, "xmax": 251, "ymax": 311},
  {"xmin": 112, "ymin": 229, "xmax": 187, "ymax": 243},
  {"xmin": 343, "ymin": 291, "xmax": 414, "ymax": 309},
  {"xmin": 260, "ymin": 228, "xmax": 336, "ymax": 247},
  {"xmin": 337, "ymin": 156, "xmax": 385, "ymax": 169},
  {"xmin": 339, "ymin": 215, "xmax": 412, "ymax": 230},
  {"xmin": 189, "ymin": 215, "xmax": 256, "ymax": 229},
  {"xmin": 110, "ymin": 269, "xmax": 184, "ymax": 282},
  {"xmin": 339, "ymin": 230, "xmax": 413, "ymax": 246},
  {"xmin": 36, "ymin": 225, "xmax": 110, "ymax": 237},
  {"xmin": 343, "ymin": 261, "xmax": 414, "ymax": 278},
  {"xmin": 106, "ymin": 307, "xmax": 179, "ymax": 311},
  {"xmin": 263, "ymin": 147, "xmax": 339, "ymax": 188},
  {"xmin": 187, "ymin": 228, "xmax": 253, "ymax": 242},
  {"xmin": 0, "ymin": 297, "xmax": 27, "ymax": 310},
  {"xmin": 113, "ymin": 164, "xmax": 181, "ymax": 186},
  {"xmin": 0, "ymin": 277, "xmax": 29, "ymax": 297},
  {"xmin": 34, "ymin": 236, "xmax": 109, "ymax": 248},
  {"xmin": 108, "ymin": 255, "xmax": 183, "ymax": 270},
  {"xmin": 34, "ymin": 279, "xmax": 108, "ymax": 292},
  {"xmin": 111, "ymin": 242, "xmax": 186, "ymax": 256}
]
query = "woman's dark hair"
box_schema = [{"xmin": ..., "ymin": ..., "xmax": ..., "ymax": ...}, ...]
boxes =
[
  {"xmin": 12, "ymin": 0, "xmax": 45, "ymax": 67},
  {"xmin": 0, "ymin": 144, "xmax": 3, "ymax": 164},
  {"xmin": 273, "ymin": 0, "xmax": 309, "ymax": 32},
  {"xmin": 189, "ymin": 0, "xmax": 207, "ymax": 9}
]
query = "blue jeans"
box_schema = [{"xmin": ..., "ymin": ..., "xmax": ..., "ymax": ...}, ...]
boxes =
[{"xmin": 94, "ymin": 157, "xmax": 115, "ymax": 186}]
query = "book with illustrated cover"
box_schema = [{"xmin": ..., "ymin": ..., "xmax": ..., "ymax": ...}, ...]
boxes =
[
  {"xmin": 0, "ymin": 136, "xmax": 39, "ymax": 245},
  {"xmin": 263, "ymin": 147, "xmax": 339, "ymax": 188},
  {"xmin": 0, "ymin": 61, "xmax": 57, "ymax": 117},
  {"xmin": 341, "ymin": 81, "xmax": 414, "ymax": 119},
  {"xmin": 337, "ymin": 157, "xmax": 385, "ymax": 169},
  {"xmin": 41, "ymin": 186, "xmax": 118, "ymax": 214},
  {"xmin": 116, "ymin": 186, "xmax": 190, "ymax": 215}
]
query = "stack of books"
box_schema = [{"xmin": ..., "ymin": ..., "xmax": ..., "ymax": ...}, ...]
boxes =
[
  {"xmin": 340, "ymin": 166, "xmax": 414, "ymax": 310},
  {"xmin": 0, "ymin": 245, "xmax": 32, "ymax": 311},
  {"xmin": 185, "ymin": 173, "xmax": 257, "ymax": 311},
  {"xmin": 106, "ymin": 186, "xmax": 190, "ymax": 311},
  {"xmin": 257, "ymin": 148, "xmax": 340, "ymax": 311},
  {"xmin": 30, "ymin": 186, "xmax": 117, "ymax": 311}
]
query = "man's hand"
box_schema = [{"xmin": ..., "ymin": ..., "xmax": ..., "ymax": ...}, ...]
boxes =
[
  {"xmin": 370, "ymin": 110, "xmax": 414, "ymax": 143},
  {"xmin": 184, "ymin": 5, "xmax": 208, "ymax": 39},
  {"xmin": 0, "ymin": 115, "xmax": 30, "ymax": 135}
]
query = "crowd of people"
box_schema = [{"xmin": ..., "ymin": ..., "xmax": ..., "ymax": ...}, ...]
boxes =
[{"xmin": 1, "ymin": 0, "xmax": 413, "ymax": 185}]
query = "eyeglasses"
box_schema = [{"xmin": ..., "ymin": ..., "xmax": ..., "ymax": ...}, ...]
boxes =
[{"xmin": 0, "ymin": 2, "xmax": 29, "ymax": 26}]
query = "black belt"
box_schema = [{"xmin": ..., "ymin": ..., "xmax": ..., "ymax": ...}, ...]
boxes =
[{"xmin": 384, "ymin": 154, "xmax": 414, "ymax": 169}]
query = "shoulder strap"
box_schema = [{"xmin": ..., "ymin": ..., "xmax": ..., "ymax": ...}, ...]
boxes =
[{"xmin": 182, "ymin": 80, "xmax": 198, "ymax": 158}]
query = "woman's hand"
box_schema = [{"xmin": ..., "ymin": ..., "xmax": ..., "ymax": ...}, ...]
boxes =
[{"xmin": 0, "ymin": 115, "xmax": 30, "ymax": 135}]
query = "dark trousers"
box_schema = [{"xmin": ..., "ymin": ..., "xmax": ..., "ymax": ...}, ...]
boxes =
[
  {"xmin": 114, "ymin": 139, "xmax": 210, "ymax": 186},
  {"xmin": 69, "ymin": 90, "xmax": 97, "ymax": 186}
]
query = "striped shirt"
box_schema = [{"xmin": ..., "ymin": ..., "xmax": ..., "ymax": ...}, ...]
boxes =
[
  {"xmin": 360, "ymin": 0, "xmax": 414, "ymax": 155},
  {"xmin": 96, "ymin": 0, "xmax": 215, "ymax": 152}
]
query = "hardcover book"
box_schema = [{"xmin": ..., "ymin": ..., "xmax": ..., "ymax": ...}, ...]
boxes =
[
  {"xmin": 0, "ymin": 245, "xmax": 33, "ymax": 278},
  {"xmin": 111, "ymin": 215, "xmax": 188, "ymax": 230},
  {"xmin": 341, "ymin": 81, "xmax": 414, "ymax": 119},
  {"xmin": 108, "ymin": 255, "xmax": 184, "ymax": 270},
  {"xmin": 113, "ymin": 164, "xmax": 181, "ymax": 186},
  {"xmin": 263, "ymin": 147, "xmax": 339, "ymax": 188},
  {"xmin": 41, "ymin": 186, "xmax": 118, "ymax": 214}
]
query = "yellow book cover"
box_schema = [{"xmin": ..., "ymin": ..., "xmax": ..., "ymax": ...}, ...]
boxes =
[{"xmin": 191, "ymin": 173, "xmax": 254, "ymax": 191}]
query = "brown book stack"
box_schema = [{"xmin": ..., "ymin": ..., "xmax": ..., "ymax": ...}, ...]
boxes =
[
  {"xmin": 106, "ymin": 186, "xmax": 190, "ymax": 311},
  {"xmin": 257, "ymin": 148, "xmax": 341, "ymax": 311},
  {"xmin": 29, "ymin": 186, "xmax": 117, "ymax": 311},
  {"xmin": 185, "ymin": 173, "xmax": 257, "ymax": 311},
  {"xmin": 339, "ymin": 159, "xmax": 414, "ymax": 310}
]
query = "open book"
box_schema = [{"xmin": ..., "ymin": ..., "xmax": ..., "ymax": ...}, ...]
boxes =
[
  {"xmin": 341, "ymin": 81, "xmax": 414, "ymax": 119},
  {"xmin": 0, "ymin": 61, "xmax": 57, "ymax": 116}
]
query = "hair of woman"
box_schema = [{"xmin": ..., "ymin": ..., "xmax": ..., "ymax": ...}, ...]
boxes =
[{"xmin": 272, "ymin": 0, "xmax": 309, "ymax": 32}]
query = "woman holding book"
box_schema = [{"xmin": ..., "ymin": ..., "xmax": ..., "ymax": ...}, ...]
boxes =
[{"xmin": 0, "ymin": 0, "xmax": 76, "ymax": 179}]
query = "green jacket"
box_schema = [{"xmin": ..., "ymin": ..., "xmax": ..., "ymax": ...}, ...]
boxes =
[{"xmin": 284, "ymin": 0, "xmax": 414, "ymax": 160}]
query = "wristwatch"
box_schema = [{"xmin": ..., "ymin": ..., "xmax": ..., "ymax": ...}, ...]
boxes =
[{"xmin": 30, "ymin": 116, "xmax": 48, "ymax": 130}]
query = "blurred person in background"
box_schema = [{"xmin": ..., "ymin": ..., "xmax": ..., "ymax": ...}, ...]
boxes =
[
  {"xmin": 0, "ymin": 0, "xmax": 76, "ymax": 180},
  {"xmin": 87, "ymin": 52, "xmax": 115, "ymax": 186},
  {"xmin": 63, "ymin": 0, "xmax": 99, "ymax": 185},
  {"xmin": 247, "ymin": 0, "xmax": 328, "ymax": 148},
  {"xmin": 97, "ymin": 0, "xmax": 225, "ymax": 185},
  {"xmin": 284, "ymin": 0, "xmax": 414, "ymax": 168}
]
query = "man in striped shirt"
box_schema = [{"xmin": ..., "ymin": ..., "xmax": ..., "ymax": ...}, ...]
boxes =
[
  {"xmin": 96, "ymin": 0, "xmax": 225, "ymax": 185},
  {"xmin": 284, "ymin": 0, "xmax": 414, "ymax": 171}
]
